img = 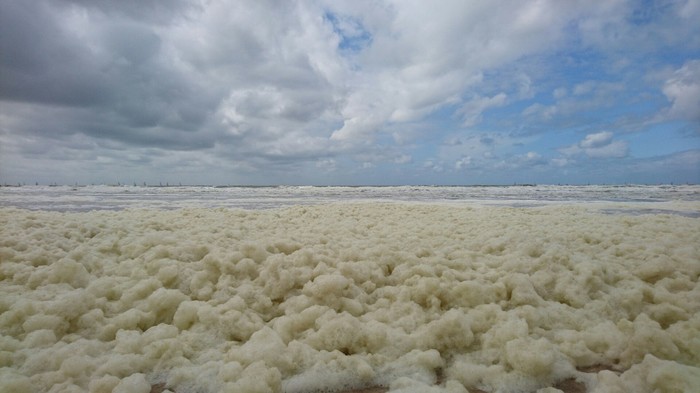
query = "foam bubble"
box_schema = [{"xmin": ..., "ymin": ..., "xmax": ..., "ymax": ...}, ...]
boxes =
[{"xmin": 0, "ymin": 204, "xmax": 698, "ymax": 392}]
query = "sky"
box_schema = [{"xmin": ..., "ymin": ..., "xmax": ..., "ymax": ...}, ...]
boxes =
[{"xmin": 1, "ymin": 0, "xmax": 699, "ymax": 186}]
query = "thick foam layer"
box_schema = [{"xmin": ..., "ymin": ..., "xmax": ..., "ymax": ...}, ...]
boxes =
[{"xmin": 1, "ymin": 204, "xmax": 698, "ymax": 392}]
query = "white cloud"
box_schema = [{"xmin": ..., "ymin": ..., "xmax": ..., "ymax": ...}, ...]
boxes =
[
  {"xmin": 553, "ymin": 87, "xmax": 567, "ymax": 99},
  {"xmin": 423, "ymin": 160, "xmax": 444, "ymax": 173},
  {"xmin": 325, "ymin": 0, "xmax": 597, "ymax": 145},
  {"xmin": 521, "ymin": 151, "xmax": 546, "ymax": 165},
  {"xmin": 436, "ymin": 131, "xmax": 536, "ymax": 173},
  {"xmin": 558, "ymin": 144, "xmax": 582, "ymax": 157},
  {"xmin": 624, "ymin": 149, "xmax": 700, "ymax": 183},
  {"xmin": 560, "ymin": 131, "xmax": 628, "ymax": 159},
  {"xmin": 315, "ymin": 159, "xmax": 337, "ymax": 173},
  {"xmin": 330, "ymin": 115, "xmax": 384, "ymax": 142},
  {"xmin": 584, "ymin": 140, "xmax": 628, "ymax": 158},
  {"xmin": 393, "ymin": 154, "xmax": 412, "ymax": 164},
  {"xmin": 573, "ymin": 81, "xmax": 626, "ymax": 97},
  {"xmin": 455, "ymin": 156, "xmax": 473, "ymax": 170},
  {"xmin": 515, "ymin": 73, "xmax": 534, "ymax": 99},
  {"xmin": 491, "ymin": 151, "xmax": 547, "ymax": 171},
  {"xmin": 521, "ymin": 81, "xmax": 625, "ymax": 126},
  {"xmin": 551, "ymin": 157, "xmax": 570, "ymax": 167},
  {"xmin": 679, "ymin": 0, "xmax": 700, "ymax": 19},
  {"xmin": 573, "ymin": 81, "xmax": 596, "ymax": 96},
  {"xmin": 458, "ymin": 93, "xmax": 508, "ymax": 127},
  {"xmin": 662, "ymin": 60, "xmax": 700, "ymax": 122},
  {"xmin": 522, "ymin": 103, "xmax": 558, "ymax": 120},
  {"xmin": 580, "ymin": 131, "xmax": 613, "ymax": 149}
]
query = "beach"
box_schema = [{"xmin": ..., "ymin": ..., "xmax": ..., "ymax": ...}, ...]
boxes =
[{"xmin": 1, "ymin": 202, "xmax": 699, "ymax": 392}]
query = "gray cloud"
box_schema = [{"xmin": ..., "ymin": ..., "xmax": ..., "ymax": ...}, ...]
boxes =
[
  {"xmin": 0, "ymin": 0, "xmax": 232, "ymax": 153},
  {"xmin": 59, "ymin": 0, "xmax": 197, "ymax": 24},
  {"xmin": 0, "ymin": 2, "xmax": 112, "ymax": 106},
  {"xmin": 1, "ymin": 0, "xmax": 698, "ymax": 185}
]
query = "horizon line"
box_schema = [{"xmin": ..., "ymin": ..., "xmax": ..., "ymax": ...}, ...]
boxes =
[{"xmin": 2, "ymin": 182, "xmax": 697, "ymax": 188}]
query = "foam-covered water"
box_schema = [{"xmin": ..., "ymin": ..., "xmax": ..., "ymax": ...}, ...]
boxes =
[
  {"xmin": 1, "ymin": 186, "xmax": 699, "ymax": 392},
  {"xmin": 1, "ymin": 184, "xmax": 699, "ymax": 211}
]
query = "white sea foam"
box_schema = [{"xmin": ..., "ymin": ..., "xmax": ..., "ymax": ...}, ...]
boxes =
[{"xmin": 1, "ymin": 203, "xmax": 699, "ymax": 392}]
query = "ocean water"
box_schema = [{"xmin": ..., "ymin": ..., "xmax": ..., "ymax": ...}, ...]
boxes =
[
  {"xmin": 1, "ymin": 185, "xmax": 699, "ymax": 393},
  {"xmin": 1, "ymin": 184, "xmax": 699, "ymax": 211}
]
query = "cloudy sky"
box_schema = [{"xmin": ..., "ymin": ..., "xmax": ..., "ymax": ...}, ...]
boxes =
[{"xmin": 1, "ymin": 0, "xmax": 699, "ymax": 185}]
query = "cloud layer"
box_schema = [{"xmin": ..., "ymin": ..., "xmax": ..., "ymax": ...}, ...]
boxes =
[{"xmin": 1, "ymin": 0, "xmax": 698, "ymax": 185}]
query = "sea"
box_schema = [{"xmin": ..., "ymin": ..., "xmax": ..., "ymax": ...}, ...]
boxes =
[{"xmin": 1, "ymin": 184, "xmax": 699, "ymax": 212}]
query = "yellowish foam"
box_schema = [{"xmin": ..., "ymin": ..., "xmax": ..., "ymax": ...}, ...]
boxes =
[{"xmin": 0, "ymin": 204, "xmax": 698, "ymax": 392}]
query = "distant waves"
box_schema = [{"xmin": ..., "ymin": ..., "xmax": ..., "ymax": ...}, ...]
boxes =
[{"xmin": 1, "ymin": 184, "xmax": 699, "ymax": 211}]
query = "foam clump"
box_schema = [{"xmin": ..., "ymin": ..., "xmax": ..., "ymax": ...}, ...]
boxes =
[
  {"xmin": 1, "ymin": 203, "xmax": 699, "ymax": 392},
  {"xmin": 113, "ymin": 373, "xmax": 150, "ymax": 393}
]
